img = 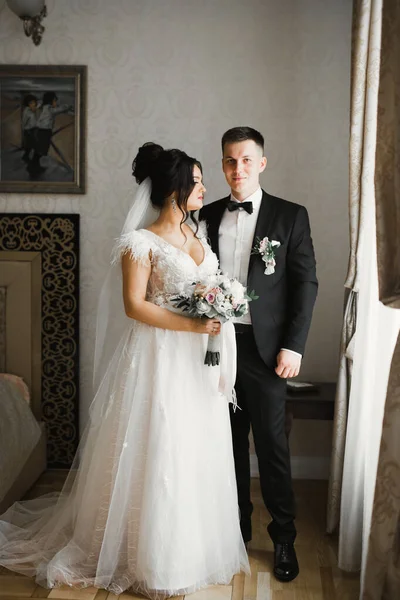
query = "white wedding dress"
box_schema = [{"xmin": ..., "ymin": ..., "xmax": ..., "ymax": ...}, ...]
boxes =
[{"xmin": 0, "ymin": 223, "xmax": 249, "ymax": 598}]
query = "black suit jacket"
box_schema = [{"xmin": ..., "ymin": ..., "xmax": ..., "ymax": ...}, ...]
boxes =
[{"xmin": 199, "ymin": 191, "xmax": 318, "ymax": 368}]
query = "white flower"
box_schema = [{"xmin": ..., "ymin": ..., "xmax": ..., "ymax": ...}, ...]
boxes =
[
  {"xmin": 262, "ymin": 255, "xmax": 275, "ymax": 265},
  {"xmin": 230, "ymin": 279, "xmax": 245, "ymax": 303},
  {"xmin": 197, "ymin": 300, "xmax": 212, "ymax": 315},
  {"xmin": 264, "ymin": 265, "xmax": 275, "ymax": 275},
  {"xmin": 253, "ymin": 237, "xmax": 281, "ymax": 276},
  {"xmin": 217, "ymin": 274, "xmax": 231, "ymax": 289},
  {"xmin": 259, "ymin": 237, "xmax": 269, "ymax": 253},
  {"xmin": 222, "ymin": 277, "xmax": 231, "ymax": 291},
  {"xmin": 264, "ymin": 259, "xmax": 276, "ymax": 275}
]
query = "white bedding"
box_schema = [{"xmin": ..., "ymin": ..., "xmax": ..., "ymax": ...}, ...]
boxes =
[{"xmin": 0, "ymin": 379, "xmax": 42, "ymax": 502}]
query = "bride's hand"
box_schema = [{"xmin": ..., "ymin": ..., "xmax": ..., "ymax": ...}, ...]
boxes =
[{"xmin": 192, "ymin": 318, "xmax": 221, "ymax": 336}]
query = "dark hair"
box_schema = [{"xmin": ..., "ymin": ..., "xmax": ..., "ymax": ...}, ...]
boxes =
[
  {"xmin": 221, "ymin": 126, "xmax": 264, "ymax": 153},
  {"xmin": 132, "ymin": 142, "xmax": 202, "ymax": 235},
  {"xmin": 23, "ymin": 94, "xmax": 37, "ymax": 107},
  {"xmin": 42, "ymin": 91, "xmax": 58, "ymax": 105},
  {"xmin": 132, "ymin": 142, "xmax": 164, "ymax": 184}
]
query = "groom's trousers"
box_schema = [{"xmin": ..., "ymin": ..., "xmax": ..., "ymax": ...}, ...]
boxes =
[{"xmin": 230, "ymin": 325, "xmax": 297, "ymax": 544}]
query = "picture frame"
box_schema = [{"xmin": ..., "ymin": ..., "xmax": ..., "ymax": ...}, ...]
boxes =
[
  {"xmin": 0, "ymin": 213, "xmax": 80, "ymax": 467},
  {"xmin": 0, "ymin": 65, "xmax": 87, "ymax": 194}
]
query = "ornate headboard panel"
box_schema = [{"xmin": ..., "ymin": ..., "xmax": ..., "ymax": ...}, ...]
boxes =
[
  {"xmin": 0, "ymin": 286, "xmax": 6, "ymax": 372},
  {"xmin": 0, "ymin": 252, "xmax": 41, "ymax": 417},
  {"xmin": 0, "ymin": 214, "xmax": 80, "ymax": 468}
]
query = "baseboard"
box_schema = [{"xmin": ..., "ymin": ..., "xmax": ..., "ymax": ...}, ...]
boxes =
[{"xmin": 250, "ymin": 454, "xmax": 331, "ymax": 480}]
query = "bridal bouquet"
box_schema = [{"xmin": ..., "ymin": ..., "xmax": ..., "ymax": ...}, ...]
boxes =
[{"xmin": 170, "ymin": 274, "xmax": 257, "ymax": 366}]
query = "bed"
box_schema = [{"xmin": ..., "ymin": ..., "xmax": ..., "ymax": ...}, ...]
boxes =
[{"xmin": 0, "ymin": 251, "xmax": 47, "ymax": 514}]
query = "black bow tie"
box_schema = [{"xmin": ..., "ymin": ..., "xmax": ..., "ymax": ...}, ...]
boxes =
[{"xmin": 226, "ymin": 200, "xmax": 253, "ymax": 215}]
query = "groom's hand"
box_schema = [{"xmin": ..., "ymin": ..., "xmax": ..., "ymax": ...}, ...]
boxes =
[{"xmin": 275, "ymin": 350, "xmax": 301, "ymax": 379}]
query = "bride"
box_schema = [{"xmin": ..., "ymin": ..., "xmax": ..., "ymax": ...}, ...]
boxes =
[{"xmin": 0, "ymin": 143, "xmax": 250, "ymax": 598}]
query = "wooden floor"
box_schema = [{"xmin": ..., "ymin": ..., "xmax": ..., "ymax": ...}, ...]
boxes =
[{"xmin": 0, "ymin": 473, "xmax": 360, "ymax": 600}]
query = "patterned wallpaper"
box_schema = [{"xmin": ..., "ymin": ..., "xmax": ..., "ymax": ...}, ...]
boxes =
[{"xmin": 0, "ymin": 0, "xmax": 352, "ymax": 427}]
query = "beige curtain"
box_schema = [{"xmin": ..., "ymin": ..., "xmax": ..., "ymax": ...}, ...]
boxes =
[
  {"xmin": 327, "ymin": 0, "xmax": 383, "ymax": 534},
  {"xmin": 362, "ymin": 1, "xmax": 400, "ymax": 597},
  {"xmin": 326, "ymin": 290, "xmax": 356, "ymax": 532},
  {"xmin": 374, "ymin": 0, "xmax": 400, "ymax": 310},
  {"xmin": 327, "ymin": 0, "xmax": 400, "ymax": 595},
  {"xmin": 362, "ymin": 333, "xmax": 400, "ymax": 599}
]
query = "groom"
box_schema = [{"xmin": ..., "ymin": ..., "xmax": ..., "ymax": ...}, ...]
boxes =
[{"xmin": 200, "ymin": 127, "xmax": 318, "ymax": 582}]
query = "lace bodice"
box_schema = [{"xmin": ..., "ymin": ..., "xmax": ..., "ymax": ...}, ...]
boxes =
[{"xmin": 114, "ymin": 223, "xmax": 218, "ymax": 305}]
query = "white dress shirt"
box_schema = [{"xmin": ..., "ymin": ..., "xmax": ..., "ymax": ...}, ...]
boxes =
[
  {"xmin": 22, "ymin": 107, "xmax": 37, "ymax": 130},
  {"xmin": 219, "ymin": 187, "xmax": 262, "ymax": 325},
  {"xmin": 36, "ymin": 104, "xmax": 70, "ymax": 130},
  {"xmin": 218, "ymin": 187, "xmax": 301, "ymax": 358}
]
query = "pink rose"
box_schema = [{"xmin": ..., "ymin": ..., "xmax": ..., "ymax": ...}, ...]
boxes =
[
  {"xmin": 206, "ymin": 292, "xmax": 216, "ymax": 304},
  {"xmin": 259, "ymin": 237, "xmax": 269, "ymax": 253}
]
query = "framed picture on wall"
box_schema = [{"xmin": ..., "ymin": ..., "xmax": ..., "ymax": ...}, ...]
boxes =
[{"xmin": 0, "ymin": 65, "xmax": 87, "ymax": 194}]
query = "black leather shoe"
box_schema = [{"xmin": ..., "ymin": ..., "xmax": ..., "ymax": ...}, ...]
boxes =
[{"xmin": 273, "ymin": 542, "xmax": 299, "ymax": 582}]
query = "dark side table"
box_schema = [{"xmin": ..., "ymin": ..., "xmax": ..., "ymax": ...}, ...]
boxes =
[{"xmin": 285, "ymin": 382, "xmax": 336, "ymax": 437}]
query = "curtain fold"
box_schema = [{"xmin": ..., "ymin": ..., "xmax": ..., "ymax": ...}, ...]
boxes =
[
  {"xmin": 374, "ymin": 0, "xmax": 400, "ymax": 309},
  {"xmin": 361, "ymin": 1, "xmax": 400, "ymax": 597},
  {"xmin": 327, "ymin": 0, "xmax": 383, "ymax": 534},
  {"xmin": 326, "ymin": 290, "xmax": 356, "ymax": 533},
  {"xmin": 327, "ymin": 2, "xmax": 400, "ymax": 597},
  {"xmin": 338, "ymin": 189, "xmax": 399, "ymax": 573},
  {"xmin": 362, "ymin": 333, "xmax": 400, "ymax": 599}
]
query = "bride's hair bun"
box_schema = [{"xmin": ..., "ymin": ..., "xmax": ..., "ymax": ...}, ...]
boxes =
[{"xmin": 132, "ymin": 142, "xmax": 164, "ymax": 184}]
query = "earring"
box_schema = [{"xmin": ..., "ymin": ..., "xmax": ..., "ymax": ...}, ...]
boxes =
[{"xmin": 171, "ymin": 197, "xmax": 177, "ymax": 213}]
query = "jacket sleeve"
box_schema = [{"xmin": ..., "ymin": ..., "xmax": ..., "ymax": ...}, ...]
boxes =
[{"xmin": 281, "ymin": 206, "xmax": 318, "ymax": 355}]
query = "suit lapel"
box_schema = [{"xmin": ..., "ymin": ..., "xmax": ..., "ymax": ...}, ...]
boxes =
[
  {"xmin": 207, "ymin": 197, "xmax": 229, "ymax": 261},
  {"xmin": 248, "ymin": 191, "xmax": 277, "ymax": 278}
]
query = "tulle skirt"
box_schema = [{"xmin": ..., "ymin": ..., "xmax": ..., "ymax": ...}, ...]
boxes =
[{"xmin": 0, "ymin": 320, "xmax": 249, "ymax": 598}]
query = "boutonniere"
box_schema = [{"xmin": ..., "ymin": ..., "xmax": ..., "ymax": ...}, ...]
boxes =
[{"xmin": 252, "ymin": 236, "xmax": 281, "ymax": 275}]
